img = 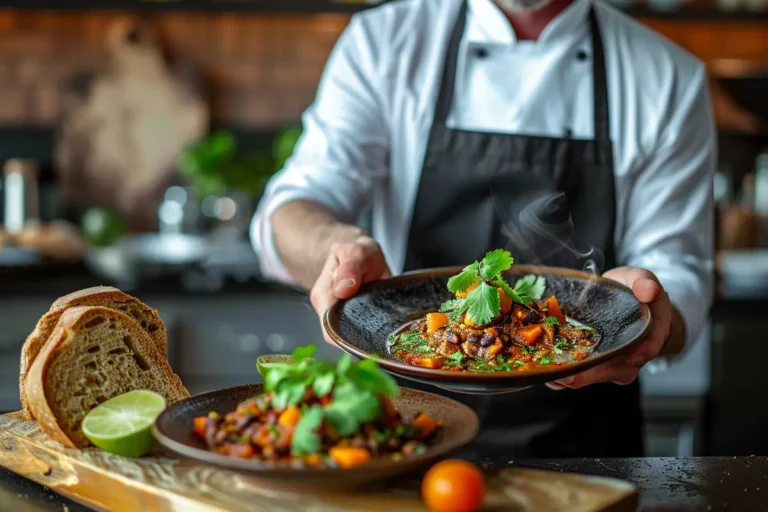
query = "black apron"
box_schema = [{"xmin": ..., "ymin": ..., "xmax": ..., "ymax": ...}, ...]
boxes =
[{"xmin": 401, "ymin": 2, "xmax": 643, "ymax": 458}]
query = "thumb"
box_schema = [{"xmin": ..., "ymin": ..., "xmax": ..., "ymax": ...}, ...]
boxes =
[{"xmin": 333, "ymin": 261, "xmax": 363, "ymax": 299}]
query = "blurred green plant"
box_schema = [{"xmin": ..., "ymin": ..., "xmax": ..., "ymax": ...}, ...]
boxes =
[
  {"xmin": 80, "ymin": 207, "xmax": 126, "ymax": 247},
  {"xmin": 177, "ymin": 128, "xmax": 301, "ymax": 198}
]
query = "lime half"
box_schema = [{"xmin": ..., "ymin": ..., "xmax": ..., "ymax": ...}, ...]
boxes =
[
  {"xmin": 256, "ymin": 354, "xmax": 294, "ymax": 377},
  {"xmin": 82, "ymin": 390, "xmax": 166, "ymax": 458}
]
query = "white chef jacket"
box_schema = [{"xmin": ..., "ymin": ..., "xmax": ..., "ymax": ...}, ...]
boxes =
[{"xmin": 250, "ymin": 0, "xmax": 716, "ymax": 348}]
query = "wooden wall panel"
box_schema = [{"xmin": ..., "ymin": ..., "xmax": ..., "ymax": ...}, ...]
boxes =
[{"xmin": 0, "ymin": 9, "xmax": 764, "ymax": 128}]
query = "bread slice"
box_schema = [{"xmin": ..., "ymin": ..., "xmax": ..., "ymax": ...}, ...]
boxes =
[
  {"xmin": 24, "ymin": 306, "xmax": 189, "ymax": 448},
  {"xmin": 19, "ymin": 286, "xmax": 167, "ymax": 419}
]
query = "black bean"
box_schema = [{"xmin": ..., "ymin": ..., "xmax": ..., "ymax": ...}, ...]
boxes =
[
  {"xmin": 480, "ymin": 333, "xmax": 495, "ymax": 347},
  {"xmin": 466, "ymin": 334, "xmax": 481, "ymax": 344},
  {"xmin": 235, "ymin": 415, "xmax": 255, "ymax": 430},
  {"xmin": 204, "ymin": 418, "xmax": 219, "ymax": 446},
  {"xmin": 444, "ymin": 331, "xmax": 461, "ymax": 345}
]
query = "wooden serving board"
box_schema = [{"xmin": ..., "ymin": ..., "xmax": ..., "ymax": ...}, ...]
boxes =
[{"xmin": 0, "ymin": 413, "xmax": 638, "ymax": 512}]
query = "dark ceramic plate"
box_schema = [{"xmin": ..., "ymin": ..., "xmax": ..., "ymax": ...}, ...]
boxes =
[
  {"xmin": 153, "ymin": 384, "xmax": 479, "ymax": 489},
  {"xmin": 324, "ymin": 265, "xmax": 652, "ymax": 394}
]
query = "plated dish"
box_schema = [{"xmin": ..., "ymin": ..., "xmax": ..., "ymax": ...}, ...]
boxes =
[
  {"xmin": 390, "ymin": 250, "xmax": 598, "ymax": 373},
  {"xmin": 153, "ymin": 348, "xmax": 479, "ymax": 487},
  {"xmin": 324, "ymin": 250, "xmax": 651, "ymax": 393},
  {"xmin": 192, "ymin": 346, "xmax": 442, "ymax": 467}
]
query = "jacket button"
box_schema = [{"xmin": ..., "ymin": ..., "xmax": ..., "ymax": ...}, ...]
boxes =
[
  {"xmin": 576, "ymin": 50, "xmax": 589, "ymax": 61},
  {"xmin": 474, "ymin": 47, "xmax": 489, "ymax": 59}
]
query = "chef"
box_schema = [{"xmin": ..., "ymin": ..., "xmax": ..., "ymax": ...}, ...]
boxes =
[{"xmin": 251, "ymin": 0, "xmax": 714, "ymax": 457}]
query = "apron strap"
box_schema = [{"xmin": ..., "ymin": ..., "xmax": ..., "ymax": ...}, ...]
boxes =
[
  {"xmin": 589, "ymin": 7, "xmax": 611, "ymax": 144},
  {"xmin": 432, "ymin": 1, "xmax": 469, "ymax": 125},
  {"xmin": 433, "ymin": 1, "xmax": 611, "ymax": 146}
]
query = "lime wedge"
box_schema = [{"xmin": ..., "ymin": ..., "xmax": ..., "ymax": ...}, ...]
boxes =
[
  {"xmin": 82, "ymin": 390, "xmax": 166, "ymax": 458},
  {"xmin": 256, "ymin": 354, "xmax": 294, "ymax": 376}
]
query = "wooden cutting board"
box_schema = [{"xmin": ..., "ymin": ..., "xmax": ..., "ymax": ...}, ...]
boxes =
[
  {"xmin": 55, "ymin": 16, "xmax": 208, "ymax": 232},
  {"xmin": 0, "ymin": 413, "xmax": 638, "ymax": 512}
]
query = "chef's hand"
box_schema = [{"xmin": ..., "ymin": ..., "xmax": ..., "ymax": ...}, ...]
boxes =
[
  {"xmin": 310, "ymin": 236, "xmax": 391, "ymax": 344},
  {"xmin": 546, "ymin": 267, "xmax": 673, "ymax": 390}
]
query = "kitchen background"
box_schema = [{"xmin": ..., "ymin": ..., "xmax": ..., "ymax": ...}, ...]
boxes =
[{"xmin": 1, "ymin": 0, "xmax": 767, "ymax": 458}]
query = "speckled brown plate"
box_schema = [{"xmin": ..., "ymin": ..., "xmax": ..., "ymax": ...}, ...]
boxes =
[
  {"xmin": 324, "ymin": 265, "xmax": 652, "ymax": 394},
  {"xmin": 153, "ymin": 383, "xmax": 479, "ymax": 489}
]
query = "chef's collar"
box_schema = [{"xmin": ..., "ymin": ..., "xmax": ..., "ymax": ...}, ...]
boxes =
[{"xmin": 467, "ymin": 0, "xmax": 591, "ymax": 45}]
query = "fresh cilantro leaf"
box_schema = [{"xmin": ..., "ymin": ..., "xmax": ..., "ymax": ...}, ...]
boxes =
[
  {"xmin": 450, "ymin": 351, "xmax": 464, "ymax": 363},
  {"xmin": 447, "ymin": 302, "xmax": 470, "ymax": 323},
  {"xmin": 554, "ymin": 340, "xmax": 567, "ymax": 350},
  {"xmin": 387, "ymin": 335, "xmax": 397, "ymax": 347},
  {"xmin": 514, "ymin": 360, "xmax": 526, "ymax": 366},
  {"xmin": 480, "ymin": 249, "xmax": 514, "ymax": 281},
  {"xmin": 312, "ymin": 371, "xmax": 335, "ymax": 398},
  {"xmin": 355, "ymin": 359, "xmax": 400, "ymax": 397},
  {"xmin": 292, "ymin": 345, "xmax": 317, "ymax": 362},
  {"xmin": 495, "ymin": 278, "xmax": 530, "ymax": 307},
  {"xmin": 519, "ymin": 346, "xmax": 530, "ymax": 355},
  {"xmin": 539, "ymin": 356, "xmax": 553, "ymax": 365},
  {"xmin": 324, "ymin": 382, "xmax": 380, "ymax": 436},
  {"xmin": 465, "ymin": 282, "xmax": 500, "ymax": 325},
  {"xmin": 545, "ymin": 316, "xmax": 559, "ymax": 324},
  {"xmin": 513, "ymin": 275, "xmax": 546, "ymax": 301},
  {"xmin": 496, "ymin": 355, "xmax": 506, "ymax": 363},
  {"xmin": 336, "ymin": 354, "xmax": 353, "ymax": 376},
  {"xmin": 291, "ymin": 404, "xmax": 324, "ymax": 455},
  {"xmin": 440, "ymin": 298, "xmax": 464, "ymax": 312},
  {"xmin": 263, "ymin": 364, "xmax": 292, "ymax": 392},
  {"xmin": 447, "ymin": 262, "xmax": 480, "ymax": 293},
  {"xmin": 273, "ymin": 378, "xmax": 307, "ymax": 409}
]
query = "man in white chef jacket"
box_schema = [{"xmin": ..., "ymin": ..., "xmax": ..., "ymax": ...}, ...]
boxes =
[{"xmin": 251, "ymin": 0, "xmax": 714, "ymax": 457}]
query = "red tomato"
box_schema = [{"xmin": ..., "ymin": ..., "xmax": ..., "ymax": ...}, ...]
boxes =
[{"xmin": 422, "ymin": 459, "xmax": 486, "ymax": 512}]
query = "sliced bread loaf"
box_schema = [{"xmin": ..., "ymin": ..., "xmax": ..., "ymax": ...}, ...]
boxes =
[
  {"xmin": 20, "ymin": 286, "xmax": 167, "ymax": 419},
  {"xmin": 24, "ymin": 306, "xmax": 189, "ymax": 448}
]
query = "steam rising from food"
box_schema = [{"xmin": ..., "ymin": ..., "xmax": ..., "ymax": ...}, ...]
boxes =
[{"xmin": 493, "ymin": 191, "xmax": 603, "ymax": 305}]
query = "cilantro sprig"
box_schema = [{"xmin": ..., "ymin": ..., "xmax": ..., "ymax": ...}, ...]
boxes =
[
  {"xmin": 261, "ymin": 345, "xmax": 400, "ymax": 456},
  {"xmin": 440, "ymin": 249, "xmax": 548, "ymax": 326}
]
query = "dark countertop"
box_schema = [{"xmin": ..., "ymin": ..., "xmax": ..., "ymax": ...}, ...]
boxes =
[{"xmin": 2, "ymin": 457, "xmax": 767, "ymax": 511}]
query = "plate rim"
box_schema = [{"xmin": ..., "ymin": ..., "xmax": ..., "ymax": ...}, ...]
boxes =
[
  {"xmin": 152, "ymin": 383, "xmax": 480, "ymax": 475},
  {"xmin": 324, "ymin": 264, "xmax": 652, "ymax": 383}
]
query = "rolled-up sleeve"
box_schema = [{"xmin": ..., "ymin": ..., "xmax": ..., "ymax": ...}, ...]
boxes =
[
  {"xmin": 250, "ymin": 15, "xmax": 390, "ymax": 284},
  {"xmin": 618, "ymin": 65, "xmax": 716, "ymax": 350}
]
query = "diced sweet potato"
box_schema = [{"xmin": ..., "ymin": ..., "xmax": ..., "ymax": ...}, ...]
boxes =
[
  {"xmin": 412, "ymin": 412, "xmax": 438, "ymax": 439},
  {"xmin": 426, "ymin": 312, "xmax": 450, "ymax": 336},
  {"xmin": 518, "ymin": 325, "xmax": 544, "ymax": 346},
  {"xmin": 498, "ymin": 287, "xmax": 513, "ymax": 313},
  {"xmin": 193, "ymin": 416, "xmax": 207, "ymax": 438},
  {"xmin": 415, "ymin": 356, "xmax": 446, "ymax": 369},
  {"xmin": 540, "ymin": 296, "xmax": 566, "ymax": 324},
  {"xmin": 330, "ymin": 446, "xmax": 372, "ymax": 468},
  {"xmin": 456, "ymin": 282, "xmax": 479, "ymax": 299},
  {"xmin": 278, "ymin": 406, "xmax": 301, "ymax": 427}
]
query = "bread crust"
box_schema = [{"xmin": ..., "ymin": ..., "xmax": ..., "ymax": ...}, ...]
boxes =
[
  {"xmin": 24, "ymin": 306, "xmax": 188, "ymax": 448},
  {"xmin": 19, "ymin": 286, "xmax": 167, "ymax": 419}
]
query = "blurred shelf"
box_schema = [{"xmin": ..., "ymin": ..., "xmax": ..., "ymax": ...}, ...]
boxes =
[
  {"xmin": 628, "ymin": 5, "xmax": 768, "ymax": 21},
  {"xmin": 0, "ymin": 0, "xmax": 385, "ymax": 13},
  {"xmin": 4, "ymin": 0, "xmax": 768, "ymax": 20}
]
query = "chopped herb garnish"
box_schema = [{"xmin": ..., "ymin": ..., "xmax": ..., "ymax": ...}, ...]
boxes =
[
  {"xmin": 545, "ymin": 316, "xmax": 559, "ymax": 324},
  {"xmin": 554, "ymin": 340, "xmax": 567, "ymax": 350},
  {"xmin": 496, "ymin": 355, "xmax": 506, "ymax": 363},
  {"xmin": 539, "ymin": 356, "xmax": 553, "ymax": 365},
  {"xmin": 514, "ymin": 360, "xmax": 526, "ymax": 367},
  {"xmin": 262, "ymin": 344, "xmax": 400, "ymax": 455},
  {"xmin": 513, "ymin": 275, "xmax": 547, "ymax": 301},
  {"xmin": 519, "ymin": 346, "xmax": 530, "ymax": 355}
]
